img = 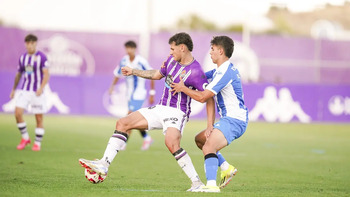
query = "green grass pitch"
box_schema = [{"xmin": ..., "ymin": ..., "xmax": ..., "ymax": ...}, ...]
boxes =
[{"xmin": 0, "ymin": 113, "xmax": 349, "ymax": 196}]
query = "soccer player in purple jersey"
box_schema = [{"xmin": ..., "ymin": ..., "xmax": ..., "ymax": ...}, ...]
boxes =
[
  {"xmin": 79, "ymin": 32, "xmax": 215, "ymax": 191},
  {"xmin": 171, "ymin": 36, "xmax": 248, "ymax": 193},
  {"xmin": 9, "ymin": 34, "xmax": 50, "ymax": 151}
]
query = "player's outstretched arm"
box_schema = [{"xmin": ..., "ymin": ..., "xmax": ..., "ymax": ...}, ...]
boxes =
[
  {"xmin": 121, "ymin": 66, "xmax": 163, "ymax": 80},
  {"xmin": 171, "ymin": 78, "xmax": 215, "ymax": 103}
]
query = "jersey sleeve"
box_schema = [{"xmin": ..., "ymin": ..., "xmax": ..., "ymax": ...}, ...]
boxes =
[
  {"xmin": 206, "ymin": 70, "xmax": 233, "ymax": 95},
  {"xmin": 17, "ymin": 56, "xmax": 24, "ymax": 73},
  {"xmin": 159, "ymin": 56, "xmax": 172, "ymax": 77},
  {"xmin": 41, "ymin": 53, "xmax": 49, "ymax": 69},
  {"xmin": 205, "ymin": 69, "xmax": 215, "ymax": 80},
  {"xmin": 113, "ymin": 65, "xmax": 122, "ymax": 77},
  {"xmin": 187, "ymin": 65, "xmax": 208, "ymax": 91},
  {"xmin": 139, "ymin": 57, "xmax": 153, "ymax": 70}
]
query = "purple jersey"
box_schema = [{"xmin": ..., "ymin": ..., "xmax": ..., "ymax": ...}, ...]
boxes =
[
  {"xmin": 18, "ymin": 51, "xmax": 49, "ymax": 92},
  {"xmin": 159, "ymin": 56, "xmax": 208, "ymax": 118}
]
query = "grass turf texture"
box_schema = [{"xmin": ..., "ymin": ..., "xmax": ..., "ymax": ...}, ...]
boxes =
[{"xmin": 0, "ymin": 113, "xmax": 349, "ymax": 197}]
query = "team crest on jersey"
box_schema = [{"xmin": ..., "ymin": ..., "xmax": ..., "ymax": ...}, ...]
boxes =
[
  {"xmin": 180, "ymin": 70, "xmax": 186, "ymax": 78},
  {"xmin": 25, "ymin": 65, "xmax": 33, "ymax": 74}
]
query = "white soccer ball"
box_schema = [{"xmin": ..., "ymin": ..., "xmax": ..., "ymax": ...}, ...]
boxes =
[{"xmin": 84, "ymin": 168, "xmax": 106, "ymax": 184}]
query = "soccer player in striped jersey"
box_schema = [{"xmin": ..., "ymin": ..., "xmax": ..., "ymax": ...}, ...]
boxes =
[
  {"xmin": 9, "ymin": 34, "xmax": 50, "ymax": 151},
  {"xmin": 79, "ymin": 32, "xmax": 216, "ymax": 191},
  {"xmin": 108, "ymin": 41, "xmax": 155, "ymax": 151},
  {"xmin": 171, "ymin": 36, "xmax": 248, "ymax": 193}
]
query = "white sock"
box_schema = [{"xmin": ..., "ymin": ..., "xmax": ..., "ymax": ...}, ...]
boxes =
[
  {"xmin": 34, "ymin": 128, "xmax": 45, "ymax": 146},
  {"xmin": 101, "ymin": 133, "xmax": 127, "ymax": 167},
  {"xmin": 174, "ymin": 149, "xmax": 201, "ymax": 183},
  {"xmin": 17, "ymin": 122, "xmax": 29, "ymax": 140},
  {"xmin": 207, "ymin": 180, "xmax": 217, "ymax": 187},
  {"xmin": 220, "ymin": 161, "xmax": 230, "ymax": 171}
]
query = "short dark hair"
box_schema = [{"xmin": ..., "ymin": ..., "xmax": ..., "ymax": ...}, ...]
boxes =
[
  {"xmin": 168, "ymin": 32, "xmax": 193, "ymax": 52},
  {"xmin": 25, "ymin": 34, "xmax": 38, "ymax": 42},
  {"xmin": 210, "ymin": 36, "xmax": 234, "ymax": 58},
  {"xmin": 124, "ymin": 40, "xmax": 137, "ymax": 48}
]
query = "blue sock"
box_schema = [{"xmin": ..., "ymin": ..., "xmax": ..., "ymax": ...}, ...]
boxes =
[
  {"xmin": 204, "ymin": 153, "xmax": 218, "ymax": 182},
  {"xmin": 217, "ymin": 151, "xmax": 226, "ymax": 166}
]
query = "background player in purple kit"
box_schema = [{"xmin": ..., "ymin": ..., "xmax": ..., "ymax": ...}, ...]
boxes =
[
  {"xmin": 10, "ymin": 34, "xmax": 50, "ymax": 151},
  {"xmin": 79, "ymin": 32, "xmax": 216, "ymax": 191}
]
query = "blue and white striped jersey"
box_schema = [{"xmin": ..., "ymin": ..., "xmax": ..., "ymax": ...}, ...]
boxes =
[
  {"xmin": 205, "ymin": 60, "xmax": 248, "ymax": 122},
  {"xmin": 113, "ymin": 55, "xmax": 152, "ymax": 101}
]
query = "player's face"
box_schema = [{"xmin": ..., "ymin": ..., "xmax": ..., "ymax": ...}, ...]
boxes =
[
  {"xmin": 210, "ymin": 45, "xmax": 220, "ymax": 64},
  {"xmin": 125, "ymin": 47, "xmax": 136, "ymax": 57},
  {"xmin": 25, "ymin": 41, "xmax": 37, "ymax": 55},
  {"xmin": 169, "ymin": 42, "xmax": 182, "ymax": 62}
]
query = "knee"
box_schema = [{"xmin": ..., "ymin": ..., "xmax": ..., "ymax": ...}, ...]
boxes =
[
  {"xmin": 202, "ymin": 142, "xmax": 216, "ymax": 155},
  {"xmin": 15, "ymin": 110, "xmax": 21, "ymax": 118},
  {"xmin": 195, "ymin": 133, "xmax": 205, "ymax": 150},
  {"xmin": 14, "ymin": 110, "xmax": 23, "ymax": 121},
  {"xmin": 115, "ymin": 118, "xmax": 128, "ymax": 131},
  {"xmin": 195, "ymin": 136, "xmax": 204, "ymax": 150},
  {"xmin": 165, "ymin": 138, "xmax": 179, "ymax": 154}
]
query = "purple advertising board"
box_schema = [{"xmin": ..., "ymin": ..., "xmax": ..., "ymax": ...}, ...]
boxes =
[
  {"xmin": 0, "ymin": 27, "xmax": 349, "ymax": 122},
  {"xmin": 1, "ymin": 73, "xmax": 349, "ymax": 122}
]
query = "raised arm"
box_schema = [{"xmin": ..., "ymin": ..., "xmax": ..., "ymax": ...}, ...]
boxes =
[{"xmin": 121, "ymin": 66, "xmax": 163, "ymax": 80}]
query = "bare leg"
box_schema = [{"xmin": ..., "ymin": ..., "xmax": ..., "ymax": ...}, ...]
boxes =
[
  {"xmin": 15, "ymin": 107, "xmax": 30, "ymax": 149},
  {"xmin": 15, "ymin": 107, "xmax": 25, "ymax": 123}
]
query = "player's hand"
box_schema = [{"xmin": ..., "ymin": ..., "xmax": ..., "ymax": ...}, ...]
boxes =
[
  {"xmin": 36, "ymin": 88, "xmax": 43, "ymax": 96},
  {"xmin": 10, "ymin": 90, "xmax": 15, "ymax": 99},
  {"xmin": 121, "ymin": 66, "xmax": 133, "ymax": 76},
  {"xmin": 149, "ymin": 95, "xmax": 154, "ymax": 104},
  {"xmin": 170, "ymin": 77, "xmax": 185, "ymax": 95},
  {"xmin": 205, "ymin": 125, "xmax": 214, "ymax": 138}
]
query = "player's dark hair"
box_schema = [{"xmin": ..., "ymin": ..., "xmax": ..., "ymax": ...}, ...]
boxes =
[
  {"xmin": 25, "ymin": 34, "xmax": 38, "ymax": 42},
  {"xmin": 124, "ymin": 40, "xmax": 137, "ymax": 48},
  {"xmin": 168, "ymin": 32, "xmax": 193, "ymax": 52},
  {"xmin": 210, "ymin": 36, "xmax": 234, "ymax": 58}
]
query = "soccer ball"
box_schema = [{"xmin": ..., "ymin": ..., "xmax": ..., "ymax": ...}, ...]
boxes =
[{"xmin": 84, "ymin": 168, "xmax": 106, "ymax": 184}]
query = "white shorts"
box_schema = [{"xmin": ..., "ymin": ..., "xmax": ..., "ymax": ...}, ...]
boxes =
[
  {"xmin": 15, "ymin": 90, "xmax": 48, "ymax": 114},
  {"xmin": 138, "ymin": 105, "xmax": 188, "ymax": 135}
]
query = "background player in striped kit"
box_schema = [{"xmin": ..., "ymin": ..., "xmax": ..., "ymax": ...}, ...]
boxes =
[
  {"xmin": 171, "ymin": 36, "xmax": 248, "ymax": 193},
  {"xmin": 9, "ymin": 34, "xmax": 50, "ymax": 151},
  {"xmin": 109, "ymin": 40, "xmax": 155, "ymax": 151},
  {"xmin": 79, "ymin": 32, "xmax": 216, "ymax": 191}
]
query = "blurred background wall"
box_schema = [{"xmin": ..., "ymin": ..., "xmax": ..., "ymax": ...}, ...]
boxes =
[{"xmin": 0, "ymin": 0, "xmax": 349, "ymax": 122}]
